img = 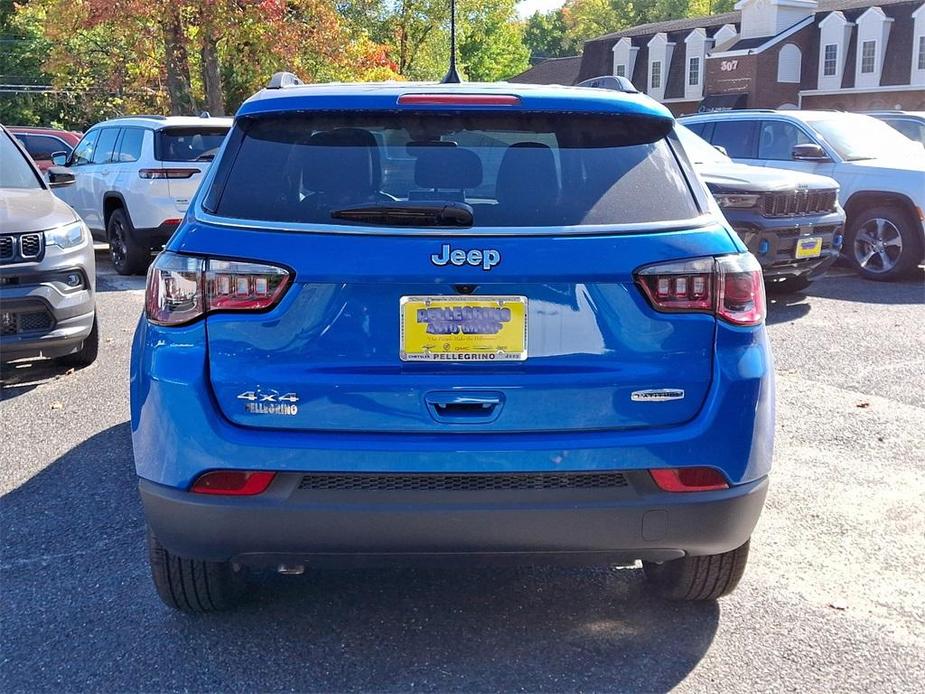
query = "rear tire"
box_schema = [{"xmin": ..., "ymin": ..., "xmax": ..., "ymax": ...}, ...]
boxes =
[
  {"xmin": 59, "ymin": 315, "xmax": 99, "ymax": 368},
  {"xmin": 643, "ymin": 539, "xmax": 750, "ymax": 601},
  {"xmin": 846, "ymin": 205, "xmax": 922, "ymax": 281},
  {"xmin": 107, "ymin": 208, "xmax": 149, "ymax": 276},
  {"xmin": 766, "ymin": 274, "xmax": 812, "ymax": 294},
  {"xmin": 147, "ymin": 529, "xmax": 247, "ymax": 613}
]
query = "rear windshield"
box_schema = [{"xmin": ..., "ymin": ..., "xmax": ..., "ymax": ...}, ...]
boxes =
[
  {"xmin": 206, "ymin": 113, "xmax": 699, "ymax": 229},
  {"xmin": 155, "ymin": 127, "xmax": 229, "ymax": 162}
]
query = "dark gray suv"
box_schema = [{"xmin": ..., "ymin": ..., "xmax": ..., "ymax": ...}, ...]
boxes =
[{"xmin": 0, "ymin": 125, "xmax": 98, "ymax": 366}]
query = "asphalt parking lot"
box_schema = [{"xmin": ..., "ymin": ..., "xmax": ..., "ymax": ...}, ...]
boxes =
[{"xmin": 1, "ymin": 255, "xmax": 923, "ymax": 693}]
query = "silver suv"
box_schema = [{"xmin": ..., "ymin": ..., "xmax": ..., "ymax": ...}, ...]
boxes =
[
  {"xmin": 0, "ymin": 126, "xmax": 97, "ymax": 366},
  {"xmin": 48, "ymin": 115, "xmax": 231, "ymax": 275}
]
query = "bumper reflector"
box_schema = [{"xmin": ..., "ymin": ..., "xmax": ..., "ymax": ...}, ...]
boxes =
[
  {"xmin": 650, "ymin": 467, "xmax": 729, "ymax": 492},
  {"xmin": 191, "ymin": 471, "xmax": 275, "ymax": 495}
]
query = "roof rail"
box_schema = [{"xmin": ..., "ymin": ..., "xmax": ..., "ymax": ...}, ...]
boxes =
[
  {"xmin": 267, "ymin": 71, "xmax": 304, "ymax": 90},
  {"xmin": 118, "ymin": 114, "xmax": 168, "ymax": 120},
  {"xmin": 575, "ymin": 75, "xmax": 637, "ymax": 94}
]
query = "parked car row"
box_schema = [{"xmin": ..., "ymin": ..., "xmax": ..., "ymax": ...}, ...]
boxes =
[{"xmin": 682, "ymin": 110, "xmax": 925, "ymax": 282}]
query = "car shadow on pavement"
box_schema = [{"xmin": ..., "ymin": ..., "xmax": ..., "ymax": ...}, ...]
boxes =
[
  {"xmin": 1, "ymin": 423, "xmax": 720, "ymax": 693},
  {"xmin": 0, "ymin": 359, "xmax": 90, "ymax": 401},
  {"xmin": 805, "ymin": 268, "xmax": 925, "ymax": 305},
  {"xmin": 765, "ymin": 292, "xmax": 812, "ymax": 325}
]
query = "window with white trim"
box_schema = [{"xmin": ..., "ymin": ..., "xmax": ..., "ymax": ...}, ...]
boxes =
[
  {"xmin": 918, "ymin": 35, "xmax": 925, "ymax": 71},
  {"xmin": 823, "ymin": 44, "xmax": 838, "ymax": 77},
  {"xmin": 650, "ymin": 61, "xmax": 661, "ymax": 89},
  {"xmin": 615, "ymin": 64, "xmax": 626, "ymax": 77},
  {"xmin": 688, "ymin": 56, "xmax": 700, "ymax": 86},
  {"xmin": 861, "ymin": 40, "xmax": 876, "ymax": 74}
]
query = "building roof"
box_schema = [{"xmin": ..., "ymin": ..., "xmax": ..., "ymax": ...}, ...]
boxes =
[{"xmin": 508, "ymin": 57, "xmax": 582, "ymax": 86}]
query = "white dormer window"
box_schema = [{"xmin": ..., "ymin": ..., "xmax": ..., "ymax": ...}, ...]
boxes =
[
  {"xmin": 855, "ymin": 6, "xmax": 893, "ymax": 89},
  {"xmin": 919, "ymin": 35, "xmax": 925, "ymax": 71},
  {"xmin": 611, "ymin": 37, "xmax": 640, "ymax": 87},
  {"xmin": 823, "ymin": 44, "xmax": 838, "ymax": 77},
  {"xmin": 861, "ymin": 40, "xmax": 876, "ymax": 73},
  {"xmin": 651, "ymin": 61, "xmax": 662, "ymax": 89},
  {"xmin": 646, "ymin": 32, "xmax": 674, "ymax": 100},
  {"xmin": 689, "ymin": 56, "xmax": 701, "ymax": 86},
  {"xmin": 817, "ymin": 11, "xmax": 853, "ymax": 90}
]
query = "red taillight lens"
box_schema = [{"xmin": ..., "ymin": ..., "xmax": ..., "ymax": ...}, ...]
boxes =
[
  {"xmin": 635, "ymin": 253, "xmax": 765, "ymax": 326},
  {"xmin": 146, "ymin": 252, "xmax": 291, "ymax": 326},
  {"xmin": 191, "ymin": 471, "xmax": 275, "ymax": 495},
  {"xmin": 650, "ymin": 467, "xmax": 729, "ymax": 492},
  {"xmin": 715, "ymin": 254, "xmax": 766, "ymax": 326},
  {"xmin": 139, "ymin": 168, "xmax": 201, "ymax": 179},
  {"xmin": 397, "ymin": 93, "xmax": 521, "ymax": 106}
]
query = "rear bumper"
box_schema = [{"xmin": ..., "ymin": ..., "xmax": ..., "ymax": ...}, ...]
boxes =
[
  {"xmin": 140, "ymin": 473, "xmax": 769, "ymax": 564},
  {"xmin": 133, "ymin": 221, "xmax": 179, "ymax": 251}
]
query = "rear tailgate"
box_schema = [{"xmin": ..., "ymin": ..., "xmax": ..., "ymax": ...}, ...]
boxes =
[
  {"xmin": 200, "ymin": 227, "xmax": 734, "ymax": 434},
  {"xmin": 155, "ymin": 126, "xmax": 228, "ymax": 211}
]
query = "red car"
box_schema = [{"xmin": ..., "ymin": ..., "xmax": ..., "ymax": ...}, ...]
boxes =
[{"xmin": 7, "ymin": 126, "xmax": 83, "ymax": 172}]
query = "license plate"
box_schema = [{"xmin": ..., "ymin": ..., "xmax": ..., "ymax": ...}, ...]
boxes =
[
  {"xmin": 400, "ymin": 296, "xmax": 527, "ymax": 362},
  {"xmin": 795, "ymin": 236, "xmax": 823, "ymax": 259}
]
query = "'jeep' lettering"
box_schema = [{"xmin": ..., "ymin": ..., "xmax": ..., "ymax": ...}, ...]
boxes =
[{"xmin": 431, "ymin": 243, "xmax": 500, "ymax": 271}]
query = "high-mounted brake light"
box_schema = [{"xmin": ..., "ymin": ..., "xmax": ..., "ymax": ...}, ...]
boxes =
[
  {"xmin": 139, "ymin": 168, "xmax": 201, "ymax": 179},
  {"xmin": 397, "ymin": 94, "xmax": 521, "ymax": 106},
  {"xmin": 635, "ymin": 253, "xmax": 766, "ymax": 326},
  {"xmin": 191, "ymin": 471, "xmax": 276, "ymax": 495},
  {"xmin": 145, "ymin": 252, "xmax": 290, "ymax": 326},
  {"xmin": 650, "ymin": 468, "xmax": 729, "ymax": 492}
]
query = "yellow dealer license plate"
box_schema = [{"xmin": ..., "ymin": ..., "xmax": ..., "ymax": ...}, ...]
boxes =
[
  {"xmin": 400, "ymin": 296, "xmax": 527, "ymax": 362},
  {"xmin": 795, "ymin": 236, "xmax": 823, "ymax": 259}
]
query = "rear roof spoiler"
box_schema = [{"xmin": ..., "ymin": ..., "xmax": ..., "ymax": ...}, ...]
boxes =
[{"xmin": 576, "ymin": 75, "xmax": 638, "ymax": 94}]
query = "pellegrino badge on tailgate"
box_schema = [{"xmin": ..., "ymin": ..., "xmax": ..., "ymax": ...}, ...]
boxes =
[
  {"xmin": 431, "ymin": 243, "xmax": 500, "ymax": 271},
  {"xmin": 237, "ymin": 389, "xmax": 300, "ymax": 415}
]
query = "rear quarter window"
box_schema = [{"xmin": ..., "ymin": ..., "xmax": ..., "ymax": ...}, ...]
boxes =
[{"xmin": 205, "ymin": 112, "xmax": 700, "ymax": 230}]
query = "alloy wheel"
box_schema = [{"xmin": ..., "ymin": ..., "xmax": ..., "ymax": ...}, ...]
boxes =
[{"xmin": 853, "ymin": 217, "xmax": 903, "ymax": 274}]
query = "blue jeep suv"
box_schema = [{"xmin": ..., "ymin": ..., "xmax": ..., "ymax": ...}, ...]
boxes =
[{"xmin": 130, "ymin": 77, "xmax": 774, "ymax": 612}]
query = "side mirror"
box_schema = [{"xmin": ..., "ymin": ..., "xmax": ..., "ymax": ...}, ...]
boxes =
[
  {"xmin": 792, "ymin": 143, "xmax": 830, "ymax": 161},
  {"xmin": 47, "ymin": 166, "xmax": 76, "ymax": 188},
  {"xmin": 714, "ymin": 145, "xmax": 729, "ymax": 157},
  {"xmin": 51, "ymin": 151, "xmax": 69, "ymax": 166}
]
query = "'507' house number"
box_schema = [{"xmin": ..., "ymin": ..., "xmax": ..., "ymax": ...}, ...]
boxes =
[{"xmin": 720, "ymin": 60, "xmax": 739, "ymax": 71}]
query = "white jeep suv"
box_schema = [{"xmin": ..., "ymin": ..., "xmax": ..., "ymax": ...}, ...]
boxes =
[
  {"xmin": 682, "ymin": 110, "xmax": 925, "ymax": 281},
  {"xmin": 48, "ymin": 115, "xmax": 232, "ymax": 275}
]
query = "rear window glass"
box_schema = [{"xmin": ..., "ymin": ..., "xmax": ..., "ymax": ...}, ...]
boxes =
[
  {"xmin": 156, "ymin": 127, "xmax": 228, "ymax": 162},
  {"xmin": 207, "ymin": 113, "xmax": 699, "ymax": 229}
]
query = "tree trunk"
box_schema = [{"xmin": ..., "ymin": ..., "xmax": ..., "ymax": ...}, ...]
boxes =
[
  {"xmin": 199, "ymin": 29, "xmax": 225, "ymax": 116},
  {"xmin": 163, "ymin": 4, "xmax": 195, "ymax": 115}
]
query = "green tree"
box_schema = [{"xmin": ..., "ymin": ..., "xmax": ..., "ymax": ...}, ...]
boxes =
[
  {"xmin": 458, "ymin": 0, "xmax": 529, "ymax": 80},
  {"xmin": 524, "ymin": 9, "xmax": 569, "ymax": 60}
]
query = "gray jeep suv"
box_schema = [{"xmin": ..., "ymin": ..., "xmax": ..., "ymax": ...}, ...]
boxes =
[{"xmin": 0, "ymin": 125, "xmax": 98, "ymax": 366}]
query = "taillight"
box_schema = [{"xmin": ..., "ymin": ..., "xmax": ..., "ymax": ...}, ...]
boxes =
[
  {"xmin": 397, "ymin": 94, "xmax": 521, "ymax": 106},
  {"xmin": 145, "ymin": 251, "xmax": 290, "ymax": 326},
  {"xmin": 139, "ymin": 168, "xmax": 201, "ymax": 179},
  {"xmin": 191, "ymin": 471, "xmax": 276, "ymax": 495},
  {"xmin": 635, "ymin": 253, "xmax": 766, "ymax": 326},
  {"xmin": 650, "ymin": 467, "xmax": 729, "ymax": 492}
]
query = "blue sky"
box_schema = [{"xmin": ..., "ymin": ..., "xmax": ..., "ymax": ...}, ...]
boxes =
[{"xmin": 517, "ymin": 0, "xmax": 566, "ymax": 18}]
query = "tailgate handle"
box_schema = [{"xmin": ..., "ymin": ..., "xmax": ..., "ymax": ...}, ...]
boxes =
[{"xmin": 425, "ymin": 392, "xmax": 504, "ymax": 423}]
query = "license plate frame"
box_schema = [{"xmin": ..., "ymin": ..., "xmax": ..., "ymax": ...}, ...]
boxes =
[
  {"xmin": 795, "ymin": 236, "xmax": 823, "ymax": 259},
  {"xmin": 399, "ymin": 295, "xmax": 528, "ymax": 362}
]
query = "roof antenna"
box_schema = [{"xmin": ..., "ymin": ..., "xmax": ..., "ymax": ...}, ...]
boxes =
[{"xmin": 441, "ymin": 0, "xmax": 462, "ymax": 83}]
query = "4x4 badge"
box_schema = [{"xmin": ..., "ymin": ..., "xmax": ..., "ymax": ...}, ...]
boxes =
[{"xmin": 237, "ymin": 389, "xmax": 299, "ymax": 415}]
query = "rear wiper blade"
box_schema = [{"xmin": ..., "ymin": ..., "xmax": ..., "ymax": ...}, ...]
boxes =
[{"xmin": 331, "ymin": 201, "xmax": 473, "ymax": 227}]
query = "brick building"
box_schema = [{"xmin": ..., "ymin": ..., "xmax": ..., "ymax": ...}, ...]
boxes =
[{"xmin": 513, "ymin": 0, "xmax": 925, "ymax": 115}]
